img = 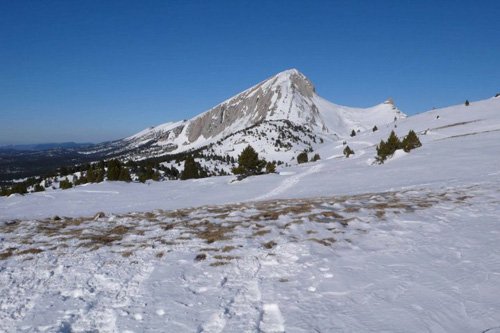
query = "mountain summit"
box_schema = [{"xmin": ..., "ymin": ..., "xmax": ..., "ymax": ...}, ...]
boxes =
[{"xmin": 93, "ymin": 69, "xmax": 405, "ymax": 162}]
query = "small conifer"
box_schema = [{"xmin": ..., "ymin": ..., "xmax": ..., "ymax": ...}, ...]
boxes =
[{"xmin": 343, "ymin": 146, "xmax": 354, "ymax": 158}]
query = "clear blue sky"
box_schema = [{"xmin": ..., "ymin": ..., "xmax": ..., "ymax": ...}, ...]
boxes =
[{"xmin": 1, "ymin": 0, "xmax": 499, "ymax": 144}]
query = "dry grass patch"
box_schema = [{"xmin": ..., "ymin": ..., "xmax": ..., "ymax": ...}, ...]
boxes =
[
  {"xmin": 121, "ymin": 251, "xmax": 133, "ymax": 258},
  {"xmin": 17, "ymin": 248, "xmax": 43, "ymax": 256},
  {"xmin": 263, "ymin": 240, "xmax": 277, "ymax": 249},
  {"xmin": 0, "ymin": 248, "xmax": 16, "ymax": 260},
  {"xmin": 195, "ymin": 223, "xmax": 236, "ymax": 244},
  {"xmin": 221, "ymin": 245, "xmax": 236, "ymax": 253},
  {"xmin": 253, "ymin": 229, "xmax": 271, "ymax": 237},
  {"xmin": 210, "ymin": 261, "xmax": 229, "ymax": 267},
  {"xmin": 309, "ymin": 237, "xmax": 336, "ymax": 246},
  {"xmin": 213, "ymin": 255, "xmax": 240, "ymax": 260},
  {"xmin": 195, "ymin": 253, "xmax": 207, "ymax": 261}
]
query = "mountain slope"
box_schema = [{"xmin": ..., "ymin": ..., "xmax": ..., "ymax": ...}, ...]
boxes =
[
  {"xmin": 1, "ymin": 93, "xmax": 500, "ymax": 333},
  {"xmin": 88, "ymin": 69, "xmax": 404, "ymax": 162}
]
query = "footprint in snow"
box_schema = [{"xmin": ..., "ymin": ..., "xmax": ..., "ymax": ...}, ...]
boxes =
[{"xmin": 260, "ymin": 303, "xmax": 285, "ymax": 333}]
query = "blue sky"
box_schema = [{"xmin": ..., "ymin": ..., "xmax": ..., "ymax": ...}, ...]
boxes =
[{"xmin": 1, "ymin": 0, "xmax": 499, "ymax": 144}]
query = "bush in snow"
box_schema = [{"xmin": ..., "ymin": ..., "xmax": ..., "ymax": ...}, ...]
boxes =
[
  {"xmin": 343, "ymin": 146, "xmax": 355, "ymax": 158},
  {"xmin": 33, "ymin": 184, "xmax": 45, "ymax": 192},
  {"xmin": 376, "ymin": 130, "xmax": 421, "ymax": 163},
  {"xmin": 59, "ymin": 179, "xmax": 73, "ymax": 190},
  {"xmin": 265, "ymin": 161, "xmax": 277, "ymax": 173},
  {"xmin": 296, "ymin": 151, "xmax": 308, "ymax": 164},
  {"xmin": 232, "ymin": 145, "xmax": 266, "ymax": 177},
  {"xmin": 376, "ymin": 130, "xmax": 401, "ymax": 163},
  {"xmin": 350, "ymin": 129, "xmax": 356, "ymax": 137},
  {"xmin": 311, "ymin": 153, "xmax": 321, "ymax": 161},
  {"xmin": 372, "ymin": 125, "xmax": 378, "ymax": 132}
]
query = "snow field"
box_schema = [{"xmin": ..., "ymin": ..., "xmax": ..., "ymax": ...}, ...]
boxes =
[{"xmin": 1, "ymin": 184, "xmax": 499, "ymax": 332}]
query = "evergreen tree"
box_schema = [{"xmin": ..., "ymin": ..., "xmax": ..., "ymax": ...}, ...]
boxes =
[
  {"xmin": 265, "ymin": 161, "xmax": 276, "ymax": 174},
  {"xmin": 232, "ymin": 145, "xmax": 266, "ymax": 176},
  {"xmin": 372, "ymin": 125, "xmax": 378, "ymax": 132},
  {"xmin": 59, "ymin": 179, "xmax": 73, "ymax": 190},
  {"xmin": 10, "ymin": 183, "xmax": 28, "ymax": 195},
  {"xmin": 34, "ymin": 184, "xmax": 45, "ymax": 192},
  {"xmin": 0, "ymin": 186, "xmax": 9, "ymax": 196},
  {"xmin": 107, "ymin": 159, "xmax": 121, "ymax": 181},
  {"xmin": 181, "ymin": 155, "xmax": 201, "ymax": 180},
  {"xmin": 401, "ymin": 130, "xmax": 422, "ymax": 152},
  {"xmin": 386, "ymin": 130, "xmax": 402, "ymax": 151},
  {"xmin": 296, "ymin": 151, "xmax": 308, "ymax": 164},
  {"xmin": 465, "ymin": 100, "xmax": 470, "ymax": 106},
  {"xmin": 118, "ymin": 168, "xmax": 132, "ymax": 182},
  {"xmin": 343, "ymin": 145, "xmax": 355, "ymax": 158},
  {"xmin": 350, "ymin": 129, "xmax": 356, "ymax": 137}
]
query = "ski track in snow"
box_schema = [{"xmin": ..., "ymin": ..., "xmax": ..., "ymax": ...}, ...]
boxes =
[{"xmin": 253, "ymin": 163, "xmax": 323, "ymax": 201}]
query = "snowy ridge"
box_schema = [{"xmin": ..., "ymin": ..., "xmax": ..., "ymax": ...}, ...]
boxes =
[{"xmin": 90, "ymin": 69, "xmax": 404, "ymax": 162}]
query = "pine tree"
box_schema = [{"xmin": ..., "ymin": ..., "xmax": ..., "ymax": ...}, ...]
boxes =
[
  {"xmin": 386, "ymin": 130, "xmax": 402, "ymax": 152},
  {"xmin": 372, "ymin": 125, "xmax": 378, "ymax": 132},
  {"xmin": 181, "ymin": 156, "xmax": 201, "ymax": 180},
  {"xmin": 118, "ymin": 167, "xmax": 132, "ymax": 182},
  {"xmin": 350, "ymin": 129, "xmax": 356, "ymax": 137},
  {"xmin": 401, "ymin": 130, "xmax": 422, "ymax": 152},
  {"xmin": 232, "ymin": 145, "xmax": 266, "ymax": 176},
  {"xmin": 343, "ymin": 146, "xmax": 354, "ymax": 158},
  {"xmin": 107, "ymin": 159, "xmax": 121, "ymax": 181}
]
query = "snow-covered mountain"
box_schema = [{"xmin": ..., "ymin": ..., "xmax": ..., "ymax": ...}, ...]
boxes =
[
  {"xmin": 88, "ymin": 69, "xmax": 404, "ymax": 162},
  {"xmin": 2, "ymin": 90, "xmax": 500, "ymax": 332}
]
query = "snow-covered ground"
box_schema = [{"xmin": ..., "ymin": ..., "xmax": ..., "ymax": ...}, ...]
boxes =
[{"xmin": 1, "ymin": 97, "xmax": 500, "ymax": 332}]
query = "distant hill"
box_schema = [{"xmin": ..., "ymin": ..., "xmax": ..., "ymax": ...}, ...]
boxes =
[{"xmin": 0, "ymin": 142, "xmax": 94, "ymax": 151}]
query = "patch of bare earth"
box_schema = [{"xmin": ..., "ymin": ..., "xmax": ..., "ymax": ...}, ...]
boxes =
[{"xmin": 0, "ymin": 186, "xmax": 474, "ymax": 265}]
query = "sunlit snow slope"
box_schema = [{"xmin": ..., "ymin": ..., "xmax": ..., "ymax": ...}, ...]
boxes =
[{"xmin": 1, "ymin": 95, "xmax": 500, "ymax": 333}]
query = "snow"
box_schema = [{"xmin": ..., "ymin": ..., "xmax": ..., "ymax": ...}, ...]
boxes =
[{"xmin": 1, "ymin": 96, "xmax": 500, "ymax": 332}]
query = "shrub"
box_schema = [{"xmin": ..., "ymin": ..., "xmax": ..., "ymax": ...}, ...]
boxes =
[
  {"xmin": 311, "ymin": 153, "xmax": 321, "ymax": 161},
  {"xmin": 343, "ymin": 146, "xmax": 354, "ymax": 158},
  {"xmin": 10, "ymin": 183, "xmax": 28, "ymax": 195},
  {"xmin": 296, "ymin": 151, "xmax": 308, "ymax": 164},
  {"xmin": 59, "ymin": 179, "xmax": 73, "ymax": 190},
  {"xmin": 372, "ymin": 125, "xmax": 378, "ymax": 132},
  {"xmin": 265, "ymin": 161, "xmax": 276, "ymax": 173},
  {"xmin": 34, "ymin": 184, "xmax": 45, "ymax": 192},
  {"xmin": 232, "ymin": 145, "xmax": 266, "ymax": 176},
  {"xmin": 465, "ymin": 100, "xmax": 470, "ymax": 106},
  {"xmin": 376, "ymin": 130, "xmax": 421, "ymax": 163},
  {"xmin": 350, "ymin": 129, "xmax": 356, "ymax": 137}
]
